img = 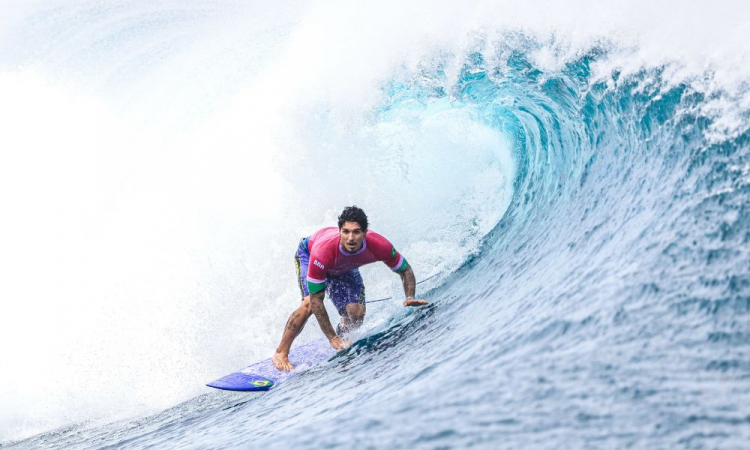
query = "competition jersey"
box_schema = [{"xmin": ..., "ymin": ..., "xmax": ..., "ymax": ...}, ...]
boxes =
[{"xmin": 303, "ymin": 227, "xmax": 408, "ymax": 294}]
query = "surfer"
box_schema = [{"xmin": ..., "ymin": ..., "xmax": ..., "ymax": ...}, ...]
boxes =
[{"xmin": 272, "ymin": 206, "xmax": 428, "ymax": 371}]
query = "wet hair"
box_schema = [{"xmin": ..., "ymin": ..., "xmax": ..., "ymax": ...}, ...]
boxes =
[{"xmin": 338, "ymin": 206, "xmax": 368, "ymax": 231}]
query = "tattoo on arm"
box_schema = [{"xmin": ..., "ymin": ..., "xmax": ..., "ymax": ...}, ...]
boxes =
[
  {"xmin": 399, "ymin": 264, "xmax": 416, "ymax": 298},
  {"xmin": 310, "ymin": 291, "xmax": 337, "ymax": 340}
]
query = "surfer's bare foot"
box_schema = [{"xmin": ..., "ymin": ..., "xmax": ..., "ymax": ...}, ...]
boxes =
[{"xmin": 272, "ymin": 351, "xmax": 293, "ymax": 371}]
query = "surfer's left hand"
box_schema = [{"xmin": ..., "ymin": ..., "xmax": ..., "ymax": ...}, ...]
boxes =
[{"xmin": 403, "ymin": 298, "xmax": 429, "ymax": 307}]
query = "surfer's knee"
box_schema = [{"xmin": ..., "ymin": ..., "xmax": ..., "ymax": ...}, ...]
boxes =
[
  {"xmin": 300, "ymin": 296, "xmax": 313, "ymax": 316},
  {"xmin": 345, "ymin": 303, "xmax": 365, "ymax": 322}
]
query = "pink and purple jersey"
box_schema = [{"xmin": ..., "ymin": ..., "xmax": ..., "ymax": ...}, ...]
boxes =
[{"xmin": 304, "ymin": 227, "xmax": 407, "ymax": 294}]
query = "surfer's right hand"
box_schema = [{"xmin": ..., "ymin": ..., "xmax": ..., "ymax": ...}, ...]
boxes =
[
  {"xmin": 272, "ymin": 351, "xmax": 294, "ymax": 372},
  {"xmin": 329, "ymin": 336, "xmax": 351, "ymax": 351}
]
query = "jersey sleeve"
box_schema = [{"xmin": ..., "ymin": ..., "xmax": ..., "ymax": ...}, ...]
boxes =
[
  {"xmin": 369, "ymin": 232, "xmax": 408, "ymax": 272},
  {"xmin": 306, "ymin": 251, "xmax": 328, "ymax": 294}
]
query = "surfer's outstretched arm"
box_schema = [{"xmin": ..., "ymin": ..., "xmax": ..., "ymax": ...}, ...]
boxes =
[
  {"xmin": 399, "ymin": 264, "xmax": 429, "ymax": 307},
  {"xmin": 310, "ymin": 290, "xmax": 351, "ymax": 350}
]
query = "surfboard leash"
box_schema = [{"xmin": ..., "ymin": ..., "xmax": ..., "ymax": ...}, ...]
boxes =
[{"xmin": 365, "ymin": 272, "xmax": 440, "ymax": 304}]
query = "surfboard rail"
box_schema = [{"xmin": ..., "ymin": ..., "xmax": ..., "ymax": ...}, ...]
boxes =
[{"xmin": 206, "ymin": 339, "xmax": 334, "ymax": 392}]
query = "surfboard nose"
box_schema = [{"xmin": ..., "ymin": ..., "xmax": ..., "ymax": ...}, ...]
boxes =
[{"xmin": 206, "ymin": 373, "xmax": 274, "ymax": 391}]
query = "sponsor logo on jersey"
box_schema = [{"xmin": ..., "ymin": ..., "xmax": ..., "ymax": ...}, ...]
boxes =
[
  {"xmin": 314, "ymin": 259, "xmax": 325, "ymax": 270},
  {"xmin": 391, "ymin": 246, "xmax": 397, "ymax": 258}
]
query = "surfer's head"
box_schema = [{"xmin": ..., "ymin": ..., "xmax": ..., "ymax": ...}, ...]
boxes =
[
  {"xmin": 338, "ymin": 206, "xmax": 368, "ymax": 232},
  {"xmin": 338, "ymin": 206, "xmax": 368, "ymax": 253}
]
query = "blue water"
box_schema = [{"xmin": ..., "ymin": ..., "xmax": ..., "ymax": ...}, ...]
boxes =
[{"xmin": 2, "ymin": 3, "xmax": 750, "ymax": 449}]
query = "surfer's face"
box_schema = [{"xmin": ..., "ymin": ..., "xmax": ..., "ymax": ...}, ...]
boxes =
[{"xmin": 339, "ymin": 221, "xmax": 366, "ymax": 253}]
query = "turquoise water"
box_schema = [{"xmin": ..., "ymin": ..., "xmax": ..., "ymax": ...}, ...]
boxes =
[{"xmin": 2, "ymin": 2, "xmax": 749, "ymax": 448}]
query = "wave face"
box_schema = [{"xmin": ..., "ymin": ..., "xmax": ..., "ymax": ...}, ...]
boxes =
[{"xmin": 2, "ymin": 1, "xmax": 750, "ymax": 448}]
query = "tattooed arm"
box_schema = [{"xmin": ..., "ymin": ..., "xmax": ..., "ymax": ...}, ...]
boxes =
[
  {"xmin": 309, "ymin": 290, "xmax": 335, "ymax": 340},
  {"xmin": 310, "ymin": 290, "xmax": 351, "ymax": 350},
  {"xmin": 399, "ymin": 264, "xmax": 429, "ymax": 307}
]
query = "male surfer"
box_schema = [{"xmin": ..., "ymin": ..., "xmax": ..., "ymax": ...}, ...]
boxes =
[{"xmin": 272, "ymin": 206, "xmax": 428, "ymax": 371}]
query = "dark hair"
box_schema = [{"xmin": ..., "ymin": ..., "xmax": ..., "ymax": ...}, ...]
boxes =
[{"xmin": 338, "ymin": 206, "xmax": 368, "ymax": 231}]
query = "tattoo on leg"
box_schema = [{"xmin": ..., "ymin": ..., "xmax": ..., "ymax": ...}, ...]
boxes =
[{"xmin": 285, "ymin": 311, "xmax": 301, "ymax": 332}]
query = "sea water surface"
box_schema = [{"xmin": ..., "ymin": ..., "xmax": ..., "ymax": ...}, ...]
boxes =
[{"xmin": 1, "ymin": 1, "xmax": 749, "ymax": 448}]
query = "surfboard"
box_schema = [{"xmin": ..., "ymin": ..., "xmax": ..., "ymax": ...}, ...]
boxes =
[{"xmin": 206, "ymin": 338, "xmax": 335, "ymax": 391}]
